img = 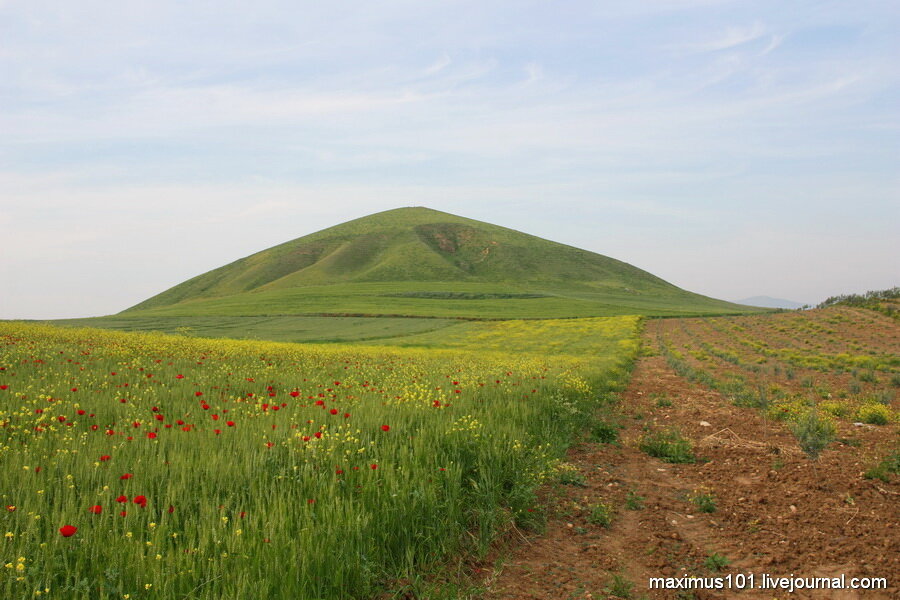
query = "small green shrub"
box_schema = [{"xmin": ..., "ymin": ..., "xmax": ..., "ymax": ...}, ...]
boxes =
[
  {"xmin": 639, "ymin": 428, "xmax": 695, "ymax": 463},
  {"xmin": 558, "ymin": 470, "xmax": 587, "ymax": 487},
  {"xmin": 704, "ymin": 552, "xmax": 730, "ymax": 572},
  {"xmin": 690, "ymin": 491, "xmax": 717, "ymax": 513},
  {"xmin": 863, "ymin": 450, "xmax": 900, "ymax": 482},
  {"xmin": 857, "ymin": 403, "xmax": 892, "ymax": 425},
  {"xmin": 588, "ymin": 502, "xmax": 615, "ymax": 528},
  {"xmin": 591, "ymin": 419, "xmax": 620, "ymax": 444},
  {"xmin": 819, "ymin": 400, "xmax": 851, "ymax": 418},
  {"xmin": 859, "ymin": 371, "xmax": 878, "ymax": 383},
  {"xmin": 873, "ymin": 388, "xmax": 895, "ymax": 405},
  {"xmin": 791, "ymin": 410, "xmax": 836, "ymax": 460},
  {"xmin": 624, "ymin": 490, "xmax": 645, "ymax": 510},
  {"xmin": 604, "ymin": 573, "xmax": 634, "ymax": 598}
]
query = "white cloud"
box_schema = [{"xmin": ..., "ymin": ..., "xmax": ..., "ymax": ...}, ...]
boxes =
[
  {"xmin": 423, "ymin": 53, "xmax": 452, "ymax": 75},
  {"xmin": 680, "ymin": 21, "xmax": 770, "ymax": 53},
  {"xmin": 523, "ymin": 62, "xmax": 543, "ymax": 85}
]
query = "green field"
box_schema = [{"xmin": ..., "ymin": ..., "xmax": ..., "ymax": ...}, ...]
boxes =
[
  {"xmin": 43, "ymin": 315, "xmax": 458, "ymax": 344},
  {"xmin": 122, "ymin": 280, "xmax": 751, "ymax": 321},
  {"xmin": 365, "ymin": 316, "xmax": 641, "ymax": 358},
  {"xmin": 0, "ymin": 318, "xmax": 640, "ymax": 599}
]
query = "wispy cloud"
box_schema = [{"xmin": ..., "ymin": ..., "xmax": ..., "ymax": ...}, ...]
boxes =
[
  {"xmin": 679, "ymin": 21, "xmax": 771, "ymax": 53},
  {"xmin": 423, "ymin": 53, "xmax": 452, "ymax": 75},
  {"xmin": 523, "ymin": 62, "xmax": 543, "ymax": 85}
]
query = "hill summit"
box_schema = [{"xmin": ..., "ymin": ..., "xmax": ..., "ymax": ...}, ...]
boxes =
[{"xmin": 125, "ymin": 207, "xmax": 750, "ymax": 318}]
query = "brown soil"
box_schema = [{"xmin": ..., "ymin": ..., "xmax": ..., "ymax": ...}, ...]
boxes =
[
  {"xmin": 481, "ymin": 321, "xmax": 899, "ymax": 600},
  {"xmin": 653, "ymin": 308, "xmax": 899, "ymax": 408}
]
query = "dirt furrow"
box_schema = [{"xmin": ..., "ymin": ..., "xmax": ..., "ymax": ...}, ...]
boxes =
[{"xmin": 483, "ymin": 334, "xmax": 898, "ymax": 600}]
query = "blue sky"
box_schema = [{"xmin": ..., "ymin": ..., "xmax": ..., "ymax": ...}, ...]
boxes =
[{"xmin": 1, "ymin": 0, "xmax": 897, "ymax": 318}]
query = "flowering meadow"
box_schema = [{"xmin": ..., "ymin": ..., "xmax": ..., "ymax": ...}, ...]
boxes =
[{"xmin": 0, "ymin": 318, "xmax": 640, "ymax": 599}]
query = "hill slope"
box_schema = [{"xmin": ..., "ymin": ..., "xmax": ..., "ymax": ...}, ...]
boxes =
[{"xmin": 124, "ymin": 207, "xmax": 755, "ymax": 319}]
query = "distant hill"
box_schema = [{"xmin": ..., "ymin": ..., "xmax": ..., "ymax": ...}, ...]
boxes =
[
  {"xmin": 124, "ymin": 207, "xmax": 758, "ymax": 319},
  {"xmin": 735, "ymin": 296, "xmax": 804, "ymax": 310}
]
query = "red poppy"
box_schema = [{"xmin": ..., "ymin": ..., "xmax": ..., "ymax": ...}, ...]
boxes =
[
  {"xmin": 195, "ymin": 391, "xmax": 203, "ymax": 397},
  {"xmin": 168, "ymin": 505, "xmax": 175, "ymax": 514},
  {"xmin": 133, "ymin": 495, "xmax": 147, "ymax": 508},
  {"xmin": 146, "ymin": 432, "xmax": 157, "ymax": 439},
  {"xmin": 381, "ymin": 425, "xmax": 390, "ymax": 432},
  {"xmin": 100, "ymin": 455, "xmax": 111, "ymax": 461},
  {"xmin": 175, "ymin": 374, "xmax": 184, "ymax": 379},
  {"xmin": 88, "ymin": 505, "xmax": 102, "ymax": 515},
  {"xmin": 116, "ymin": 495, "xmax": 128, "ymax": 503},
  {"xmin": 59, "ymin": 525, "xmax": 77, "ymax": 537},
  {"xmin": 290, "ymin": 391, "xmax": 299, "ymax": 397},
  {"xmin": 370, "ymin": 464, "xmax": 378, "ymax": 470},
  {"xmin": 120, "ymin": 473, "xmax": 133, "ymax": 480},
  {"xmin": 329, "ymin": 408, "xmax": 338, "ymax": 415},
  {"xmin": 226, "ymin": 421, "xmax": 235, "ymax": 427},
  {"xmin": 119, "ymin": 511, "xmax": 127, "ymax": 517}
]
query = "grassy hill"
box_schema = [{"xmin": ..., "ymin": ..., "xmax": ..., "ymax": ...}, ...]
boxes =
[{"xmin": 121, "ymin": 207, "xmax": 756, "ymax": 320}]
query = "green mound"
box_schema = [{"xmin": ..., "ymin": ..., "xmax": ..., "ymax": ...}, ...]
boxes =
[{"xmin": 124, "ymin": 207, "xmax": 755, "ymax": 319}]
